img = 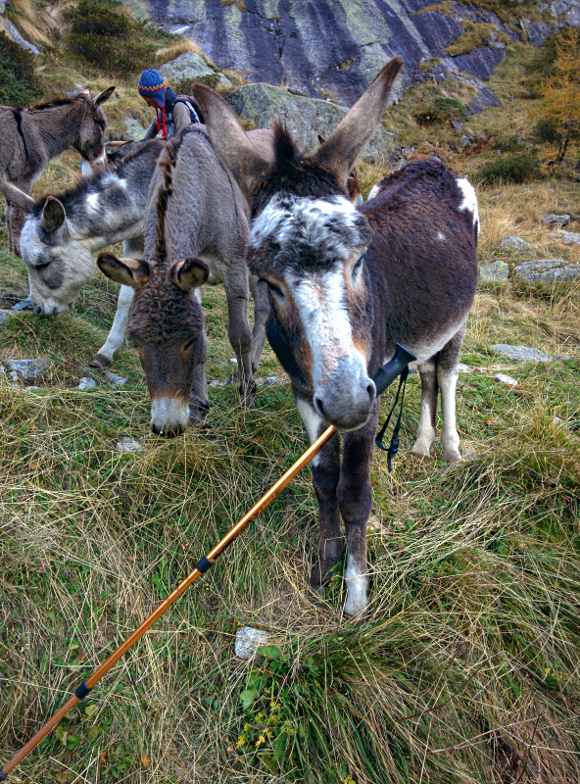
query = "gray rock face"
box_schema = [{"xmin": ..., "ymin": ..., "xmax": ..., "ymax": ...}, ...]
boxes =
[
  {"xmin": 148, "ymin": 0, "xmax": 512, "ymax": 107},
  {"xmin": 501, "ymin": 235, "xmax": 537, "ymax": 253},
  {"xmin": 227, "ymin": 82, "xmax": 394, "ymax": 162},
  {"xmin": 513, "ymin": 259, "xmax": 580, "ymax": 284},
  {"xmin": 492, "ymin": 344, "xmax": 556, "ymax": 362},
  {"xmin": 479, "ymin": 260, "xmax": 509, "ymax": 283},
  {"xmin": 542, "ymin": 213, "xmax": 571, "ymax": 227},
  {"xmin": 528, "ymin": 21, "xmax": 558, "ymax": 47},
  {"xmin": 8, "ymin": 358, "xmax": 52, "ymax": 382},
  {"xmin": 159, "ymin": 51, "xmax": 232, "ymax": 89}
]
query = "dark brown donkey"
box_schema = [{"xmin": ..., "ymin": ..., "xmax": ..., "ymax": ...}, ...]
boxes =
[
  {"xmin": 0, "ymin": 86, "xmax": 115, "ymax": 254},
  {"xmin": 193, "ymin": 57, "xmax": 479, "ymax": 616}
]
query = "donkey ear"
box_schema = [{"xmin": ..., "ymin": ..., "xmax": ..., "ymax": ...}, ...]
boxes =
[
  {"xmin": 171, "ymin": 257, "xmax": 209, "ymax": 292},
  {"xmin": 191, "ymin": 84, "xmax": 270, "ymax": 204},
  {"xmin": 311, "ymin": 56, "xmax": 403, "ymax": 186},
  {"xmin": 97, "ymin": 252, "xmax": 151, "ymax": 290},
  {"xmin": 0, "ymin": 180, "xmax": 36, "ymax": 212},
  {"xmin": 93, "ymin": 86, "xmax": 116, "ymax": 106},
  {"xmin": 40, "ymin": 197, "xmax": 66, "ymax": 233}
]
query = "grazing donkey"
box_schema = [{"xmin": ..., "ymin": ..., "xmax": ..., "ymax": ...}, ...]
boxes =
[
  {"xmin": 0, "ymin": 139, "xmax": 166, "ymax": 367},
  {"xmin": 193, "ymin": 57, "xmax": 479, "ymax": 615},
  {"xmin": 97, "ymin": 126, "xmax": 259, "ymax": 435},
  {"xmin": 0, "ymin": 87, "xmax": 115, "ymax": 254}
]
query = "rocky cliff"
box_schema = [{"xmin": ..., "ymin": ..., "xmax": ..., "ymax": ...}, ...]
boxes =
[{"xmin": 146, "ymin": 0, "xmax": 579, "ymax": 107}]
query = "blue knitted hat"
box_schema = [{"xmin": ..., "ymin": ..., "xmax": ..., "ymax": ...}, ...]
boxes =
[{"xmin": 138, "ymin": 68, "xmax": 166, "ymax": 107}]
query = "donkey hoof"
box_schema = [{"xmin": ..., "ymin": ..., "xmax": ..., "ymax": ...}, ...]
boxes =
[
  {"xmin": 411, "ymin": 450, "xmax": 430, "ymax": 461},
  {"xmin": 240, "ymin": 382, "xmax": 257, "ymax": 410},
  {"xmin": 89, "ymin": 353, "xmax": 112, "ymax": 368}
]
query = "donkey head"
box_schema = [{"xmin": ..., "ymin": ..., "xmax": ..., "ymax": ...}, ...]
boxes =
[
  {"xmin": 97, "ymin": 251, "xmax": 209, "ymax": 436},
  {"xmin": 193, "ymin": 57, "xmax": 403, "ymax": 431},
  {"xmin": 73, "ymin": 87, "xmax": 116, "ymax": 163}
]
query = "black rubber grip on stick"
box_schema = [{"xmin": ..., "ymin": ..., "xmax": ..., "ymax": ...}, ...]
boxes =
[
  {"xmin": 0, "ymin": 769, "xmax": 8, "ymax": 780},
  {"xmin": 75, "ymin": 681, "xmax": 92, "ymax": 700},
  {"xmin": 196, "ymin": 556, "xmax": 213, "ymax": 573}
]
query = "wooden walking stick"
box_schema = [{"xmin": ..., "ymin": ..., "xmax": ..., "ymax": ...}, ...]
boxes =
[{"xmin": 0, "ymin": 344, "xmax": 415, "ymax": 781}]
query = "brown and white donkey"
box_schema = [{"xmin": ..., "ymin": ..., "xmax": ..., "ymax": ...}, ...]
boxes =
[{"xmin": 193, "ymin": 57, "xmax": 479, "ymax": 616}]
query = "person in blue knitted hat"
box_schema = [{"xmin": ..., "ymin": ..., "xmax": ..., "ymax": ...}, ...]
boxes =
[{"xmin": 138, "ymin": 68, "xmax": 202, "ymax": 139}]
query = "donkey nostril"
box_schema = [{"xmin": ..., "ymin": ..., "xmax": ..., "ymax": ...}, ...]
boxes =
[
  {"xmin": 313, "ymin": 393, "xmax": 327, "ymax": 420},
  {"xmin": 366, "ymin": 381, "xmax": 376, "ymax": 402}
]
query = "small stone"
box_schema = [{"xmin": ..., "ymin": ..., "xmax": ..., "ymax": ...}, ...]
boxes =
[
  {"xmin": 489, "ymin": 192, "xmax": 506, "ymax": 200},
  {"xmin": 0, "ymin": 309, "xmax": 13, "ymax": 325},
  {"xmin": 500, "ymin": 235, "xmax": 537, "ymax": 252},
  {"xmin": 234, "ymin": 627, "xmax": 270, "ymax": 660},
  {"xmin": 257, "ymin": 376, "xmax": 286, "ymax": 387},
  {"xmin": 542, "ymin": 213, "xmax": 571, "ymax": 227},
  {"xmin": 103, "ymin": 371, "xmax": 127, "ymax": 387},
  {"xmin": 461, "ymin": 135, "xmax": 471, "ymax": 148},
  {"xmin": 451, "ymin": 120, "xmax": 464, "ymax": 133},
  {"xmin": 78, "ymin": 376, "xmax": 97, "ymax": 390},
  {"xmin": 117, "ymin": 437, "xmax": 143, "ymax": 453},
  {"xmin": 553, "ymin": 417, "xmax": 562, "ymax": 425},
  {"xmin": 229, "ymin": 357, "xmax": 238, "ymax": 365},
  {"xmin": 12, "ymin": 297, "xmax": 34, "ymax": 311},
  {"xmin": 492, "ymin": 344, "xmax": 555, "ymax": 362},
  {"xmin": 494, "ymin": 373, "xmax": 519, "ymax": 387},
  {"xmin": 479, "ymin": 261, "xmax": 509, "ymax": 283},
  {"xmin": 8, "ymin": 358, "xmax": 52, "ymax": 383},
  {"xmin": 209, "ymin": 379, "xmax": 228, "ymax": 388},
  {"xmin": 558, "ymin": 230, "xmax": 580, "ymax": 246},
  {"xmin": 457, "ymin": 363, "xmax": 470, "ymax": 373}
]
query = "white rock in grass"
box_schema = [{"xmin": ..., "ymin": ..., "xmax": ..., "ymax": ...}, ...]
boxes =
[
  {"xmin": 234, "ymin": 627, "xmax": 270, "ymax": 660},
  {"xmin": 117, "ymin": 437, "xmax": 143, "ymax": 453},
  {"xmin": 8, "ymin": 358, "xmax": 52, "ymax": 382},
  {"xmin": 457, "ymin": 363, "xmax": 470, "ymax": 373},
  {"xmin": 103, "ymin": 370, "xmax": 127, "ymax": 387},
  {"xmin": 0, "ymin": 309, "xmax": 13, "ymax": 325},
  {"xmin": 494, "ymin": 373, "xmax": 519, "ymax": 388},
  {"xmin": 78, "ymin": 376, "xmax": 97, "ymax": 390}
]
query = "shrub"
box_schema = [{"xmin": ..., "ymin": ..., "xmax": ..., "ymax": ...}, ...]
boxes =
[
  {"xmin": 535, "ymin": 116, "xmax": 561, "ymax": 144},
  {"xmin": 414, "ymin": 96, "xmax": 468, "ymax": 126},
  {"xmin": 473, "ymin": 152, "xmax": 543, "ymax": 184},
  {"xmin": 65, "ymin": 0, "xmax": 173, "ymax": 77},
  {"xmin": 0, "ymin": 31, "xmax": 40, "ymax": 105}
]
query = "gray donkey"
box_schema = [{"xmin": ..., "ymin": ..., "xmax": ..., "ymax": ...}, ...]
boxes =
[
  {"xmin": 97, "ymin": 126, "xmax": 258, "ymax": 435},
  {"xmin": 0, "ymin": 87, "xmax": 115, "ymax": 255}
]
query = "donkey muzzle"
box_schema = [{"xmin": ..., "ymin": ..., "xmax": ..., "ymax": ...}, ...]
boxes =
[{"xmin": 312, "ymin": 356, "xmax": 376, "ymax": 430}]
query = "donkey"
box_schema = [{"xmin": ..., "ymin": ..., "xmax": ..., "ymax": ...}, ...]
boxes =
[
  {"xmin": 192, "ymin": 57, "xmax": 479, "ymax": 616},
  {"xmin": 97, "ymin": 126, "xmax": 259, "ymax": 434},
  {"xmin": 0, "ymin": 138, "xmax": 166, "ymax": 366},
  {"xmin": 0, "ymin": 87, "xmax": 115, "ymax": 255}
]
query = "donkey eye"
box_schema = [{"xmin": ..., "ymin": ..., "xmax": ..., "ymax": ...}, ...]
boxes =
[
  {"xmin": 264, "ymin": 278, "xmax": 285, "ymax": 299},
  {"xmin": 183, "ymin": 337, "xmax": 196, "ymax": 350},
  {"xmin": 35, "ymin": 261, "xmax": 52, "ymax": 272},
  {"xmin": 352, "ymin": 255, "xmax": 364, "ymax": 280}
]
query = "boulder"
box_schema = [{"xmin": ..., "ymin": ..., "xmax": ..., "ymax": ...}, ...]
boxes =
[
  {"xmin": 542, "ymin": 213, "xmax": 571, "ymax": 227},
  {"xmin": 513, "ymin": 259, "xmax": 580, "ymax": 285},
  {"xmin": 227, "ymin": 82, "xmax": 394, "ymax": 163},
  {"xmin": 557, "ymin": 230, "xmax": 580, "ymax": 245},
  {"xmin": 479, "ymin": 261, "xmax": 509, "ymax": 283},
  {"xmin": 159, "ymin": 52, "xmax": 232, "ymax": 90},
  {"xmin": 501, "ymin": 235, "xmax": 537, "ymax": 253}
]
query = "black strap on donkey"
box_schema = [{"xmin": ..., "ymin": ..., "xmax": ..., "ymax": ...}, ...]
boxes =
[{"xmin": 375, "ymin": 363, "xmax": 410, "ymax": 472}]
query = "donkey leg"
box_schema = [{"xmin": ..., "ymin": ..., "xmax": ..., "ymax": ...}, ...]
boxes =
[
  {"xmin": 339, "ymin": 400, "xmax": 379, "ymax": 616},
  {"xmin": 7, "ymin": 201, "xmax": 24, "ymax": 257},
  {"xmin": 224, "ymin": 275, "xmax": 256, "ymax": 408},
  {"xmin": 91, "ymin": 285, "xmax": 134, "ymax": 367},
  {"xmin": 438, "ymin": 326, "xmax": 466, "ymax": 463},
  {"xmin": 296, "ymin": 397, "xmax": 343, "ymax": 592},
  {"xmin": 250, "ymin": 276, "xmax": 270, "ymax": 374},
  {"xmin": 411, "ymin": 360, "xmax": 439, "ymax": 459},
  {"xmin": 189, "ymin": 289, "xmax": 210, "ymax": 423}
]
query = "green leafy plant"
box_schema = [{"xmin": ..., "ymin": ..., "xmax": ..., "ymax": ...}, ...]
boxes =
[{"xmin": 0, "ymin": 31, "xmax": 40, "ymax": 105}]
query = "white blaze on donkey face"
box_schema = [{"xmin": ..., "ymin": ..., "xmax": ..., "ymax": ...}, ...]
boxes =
[{"xmin": 251, "ymin": 194, "xmax": 375, "ymax": 429}]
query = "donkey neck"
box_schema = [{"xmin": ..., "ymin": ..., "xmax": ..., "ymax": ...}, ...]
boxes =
[{"xmin": 31, "ymin": 101, "xmax": 87, "ymax": 159}]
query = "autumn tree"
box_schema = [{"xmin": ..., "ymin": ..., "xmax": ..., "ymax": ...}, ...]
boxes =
[{"xmin": 539, "ymin": 27, "xmax": 580, "ymax": 164}]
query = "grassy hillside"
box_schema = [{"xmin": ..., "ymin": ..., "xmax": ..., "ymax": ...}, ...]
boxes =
[{"xmin": 0, "ymin": 4, "xmax": 579, "ymax": 783}]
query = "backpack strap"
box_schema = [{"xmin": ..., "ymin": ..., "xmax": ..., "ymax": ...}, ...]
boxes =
[{"xmin": 174, "ymin": 95, "xmax": 202, "ymax": 124}]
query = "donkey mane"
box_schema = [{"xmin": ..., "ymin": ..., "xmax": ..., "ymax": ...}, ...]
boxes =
[
  {"xmin": 155, "ymin": 138, "xmax": 180, "ymax": 263},
  {"xmin": 29, "ymin": 97, "xmax": 77, "ymax": 111}
]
